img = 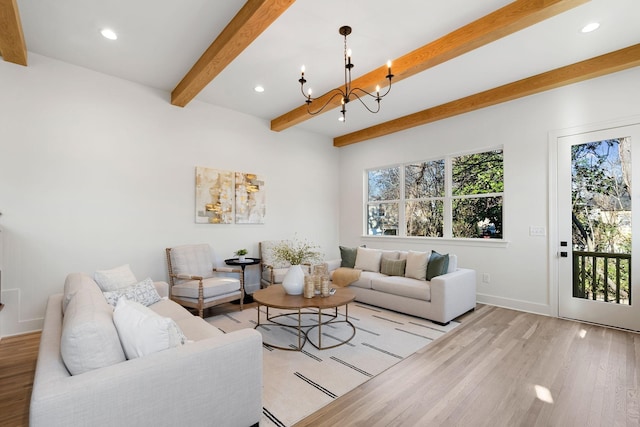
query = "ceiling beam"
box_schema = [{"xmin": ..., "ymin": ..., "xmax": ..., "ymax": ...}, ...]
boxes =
[
  {"xmin": 0, "ymin": 0, "xmax": 27, "ymax": 66},
  {"xmin": 171, "ymin": 0, "xmax": 295, "ymax": 107},
  {"xmin": 334, "ymin": 43, "xmax": 640, "ymax": 147},
  {"xmin": 271, "ymin": 0, "xmax": 589, "ymax": 132}
]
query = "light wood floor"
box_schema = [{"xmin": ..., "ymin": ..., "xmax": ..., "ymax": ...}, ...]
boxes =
[{"xmin": 1, "ymin": 304, "xmax": 638, "ymax": 426}]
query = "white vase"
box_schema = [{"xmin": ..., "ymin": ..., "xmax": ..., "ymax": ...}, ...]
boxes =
[
  {"xmin": 239, "ymin": 255, "xmax": 246, "ymax": 262},
  {"xmin": 282, "ymin": 264, "xmax": 305, "ymax": 295}
]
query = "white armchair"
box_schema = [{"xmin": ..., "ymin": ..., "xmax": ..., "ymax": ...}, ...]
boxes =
[
  {"xmin": 165, "ymin": 243, "xmax": 244, "ymax": 317},
  {"xmin": 258, "ymin": 240, "xmax": 291, "ymax": 288}
]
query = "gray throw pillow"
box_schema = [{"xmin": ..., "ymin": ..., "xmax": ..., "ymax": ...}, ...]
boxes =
[
  {"xmin": 381, "ymin": 258, "xmax": 406, "ymax": 276},
  {"xmin": 426, "ymin": 251, "xmax": 450, "ymax": 280},
  {"xmin": 339, "ymin": 246, "xmax": 360, "ymax": 268}
]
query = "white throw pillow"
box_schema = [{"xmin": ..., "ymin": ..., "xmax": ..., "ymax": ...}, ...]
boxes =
[
  {"xmin": 113, "ymin": 299, "xmax": 187, "ymax": 360},
  {"xmin": 405, "ymin": 251, "xmax": 429, "ymax": 281},
  {"xmin": 103, "ymin": 278, "xmax": 161, "ymax": 307},
  {"xmin": 354, "ymin": 247, "xmax": 383, "ymax": 272},
  {"xmin": 94, "ymin": 264, "xmax": 138, "ymax": 292}
]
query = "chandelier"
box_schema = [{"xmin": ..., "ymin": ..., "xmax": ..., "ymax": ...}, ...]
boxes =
[{"xmin": 298, "ymin": 26, "xmax": 393, "ymax": 122}]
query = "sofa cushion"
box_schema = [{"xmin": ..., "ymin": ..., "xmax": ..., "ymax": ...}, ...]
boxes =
[
  {"xmin": 405, "ymin": 251, "xmax": 429, "ymax": 280},
  {"xmin": 172, "ymin": 277, "xmax": 240, "ymax": 299},
  {"xmin": 103, "ymin": 277, "xmax": 162, "ymax": 307},
  {"xmin": 61, "ymin": 282, "xmax": 126, "ymax": 375},
  {"xmin": 347, "ymin": 271, "xmax": 386, "ymax": 290},
  {"xmin": 371, "ymin": 276, "xmax": 431, "ymax": 301},
  {"xmin": 381, "ymin": 250, "xmax": 400, "ymax": 260},
  {"xmin": 63, "ymin": 272, "xmax": 97, "ymax": 314},
  {"xmin": 426, "ymin": 251, "xmax": 450, "ymax": 280},
  {"xmin": 339, "ymin": 246, "xmax": 359, "ymax": 268},
  {"xmin": 380, "ymin": 258, "xmax": 406, "ymax": 276},
  {"xmin": 181, "ymin": 316, "xmax": 226, "ymax": 341},
  {"xmin": 354, "ymin": 247, "xmax": 382, "ymax": 272},
  {"xmin": 149, "ymin": 298, "xmax": 195, "ymax": 321},
  {"xmin": 113, "ymin": 299, "xmax": 187, "ymax": 360},
  {"xmin": 94, "ymin": 264, "xmax": 138, "ymax": 292}
]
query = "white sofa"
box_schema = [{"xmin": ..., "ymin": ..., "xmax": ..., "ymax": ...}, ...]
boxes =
[
  {"xmin": 30, "ymin": 273, "xmax": 262, "ymax": 427},
  {"xmin": 328, "ymin": 247, "xmax": 476, "ymax": 325}
]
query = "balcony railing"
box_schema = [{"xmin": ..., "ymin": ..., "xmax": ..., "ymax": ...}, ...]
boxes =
[{"xmin": 573, "ymin": 251, "xmax": 631, "ymax": 305}]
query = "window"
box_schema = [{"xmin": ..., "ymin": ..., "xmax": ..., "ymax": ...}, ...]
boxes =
[{"xmin": 366, "ymin": 149, "xmax": 503, "ymax": 239}]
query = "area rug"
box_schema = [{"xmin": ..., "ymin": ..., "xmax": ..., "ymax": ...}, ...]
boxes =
[{"xmin": 206, "ymin": 303, "xmax": 459, "ymax": 427}]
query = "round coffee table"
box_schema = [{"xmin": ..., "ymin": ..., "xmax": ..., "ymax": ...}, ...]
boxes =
[{"xmin": 252, "ymin": 284, "xmax": 356, "ymax": 351}]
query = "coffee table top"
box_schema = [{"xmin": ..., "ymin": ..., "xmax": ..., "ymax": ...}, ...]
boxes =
[{"xmin": 253, "ymin": 285, "xmax": 355, "ymax": 310}]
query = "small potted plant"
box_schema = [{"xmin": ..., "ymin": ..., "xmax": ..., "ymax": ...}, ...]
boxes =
[{"xmin": 235, "ymin": 248, "xmax": 248, "ymax": 262}]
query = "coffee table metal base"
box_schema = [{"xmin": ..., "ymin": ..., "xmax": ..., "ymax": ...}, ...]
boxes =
[{"xmin": 255, "ymin": 305, "xmax": 356, "ymax": 351}]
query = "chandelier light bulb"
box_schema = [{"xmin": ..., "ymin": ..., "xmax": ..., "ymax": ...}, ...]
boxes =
[{"xmin": 301, "ymin": 65, "xmax": 305, "ymax": 74}]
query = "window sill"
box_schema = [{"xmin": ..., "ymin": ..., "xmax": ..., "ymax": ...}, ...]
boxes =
[{"xmin": 361, "ymin": 235, "xmax": 510, "ymax": 248}]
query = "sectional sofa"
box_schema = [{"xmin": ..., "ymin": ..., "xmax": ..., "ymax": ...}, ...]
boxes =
[
  {"xmin": 328, "ymin": 246, "xmax": 477, "ymax": 325},
  {"xmin": 30, "ymin": 272, "xmax": 262, "ymax": 427}
]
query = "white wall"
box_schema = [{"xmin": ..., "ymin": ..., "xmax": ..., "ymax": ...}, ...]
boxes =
[
  {"xmin": 0, "ymin": 54, "xmax": 339, "ymax": 336},
  {"xmin": 338, "ymin": 67, "xmax": 640, "ymax": 317}
]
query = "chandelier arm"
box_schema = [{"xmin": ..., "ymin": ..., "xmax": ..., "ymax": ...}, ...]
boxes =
[
  {"xmin": 306, "ymin": 91, "xmax": 347, "ymax": 115},
  {"xmin": 349, "ymin": 92, "xmax": 382, "ymax": 114}
]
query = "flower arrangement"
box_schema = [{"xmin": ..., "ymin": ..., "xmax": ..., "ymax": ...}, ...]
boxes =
[
  {"xmin": 273, "ymin": 236, "xmax": 323, "ymax": 265},
  {"xmin": 234, "ymin": 248, "xmax": 248, "ymax": 256}
]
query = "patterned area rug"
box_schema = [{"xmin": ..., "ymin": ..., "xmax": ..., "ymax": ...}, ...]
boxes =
[{"xmin": 207, "ymin": 303, "xmax": 459, "ymax": 427}]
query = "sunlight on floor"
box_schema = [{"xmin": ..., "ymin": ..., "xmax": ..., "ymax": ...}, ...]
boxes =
[{"xmin": 535, "ymin": 385, "xmax": 554, "ymax": 404}]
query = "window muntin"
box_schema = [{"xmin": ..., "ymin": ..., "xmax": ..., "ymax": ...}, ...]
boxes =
[{"xmin": 365, "ymin": 149, "xmax": 503, "ymax": 239}]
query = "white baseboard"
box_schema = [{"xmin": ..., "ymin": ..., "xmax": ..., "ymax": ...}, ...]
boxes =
[
  {"xmin": 0, "ymin": 288, "xmax": 44, "ymax": 338},
  {"xmin": 476, "ymin": 293, "xmax": 554, "ymax": 317}
]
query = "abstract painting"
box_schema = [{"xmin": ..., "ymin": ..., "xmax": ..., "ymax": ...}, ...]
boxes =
[
  {"xmin": 195, "ymin": 167, "xmax": 234, "ymax": 224},
  {"xmin": 235, "ymin": 172, "xmax": 266, "ymax": 224}
]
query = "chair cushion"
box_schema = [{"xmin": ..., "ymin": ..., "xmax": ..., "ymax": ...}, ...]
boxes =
[
  {"xmin": 262, "ymin": 267, "xmax": 289, "ymax": 284},
  {"xmin": 94, "ymin": 264, "xmax": 138, "ymax": 292},
  {"xmin": 113, "ymin": 298, "xmax": 187, "ymax": 360},
  {"xmin": 170, "ymin": 244, "xmax": 215, "ymax": 279},
  {"xmin": 260, "ymin": 240, "xmax": 291, "ymax": 269},
  {"xmin": 172, "ymin": 277, "xmax": 240, "ymax": 299}
]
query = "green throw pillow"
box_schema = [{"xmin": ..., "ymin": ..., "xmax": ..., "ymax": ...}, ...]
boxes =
[
  {"xmin": 426, "ymin": 251, "xmax": 449, "ymax": 280},
  {"xmin": 339, "ymin": 246, "xmax": 358, "ymax": 268},
  {"xmin": 381, "ymin": 258, "xmax": 406, "ymax": 276}
]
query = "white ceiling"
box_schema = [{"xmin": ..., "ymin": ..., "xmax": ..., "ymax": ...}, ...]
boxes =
[{"xmin": 15, "ymin": 0, "xmax": 640, "ymax": 138}]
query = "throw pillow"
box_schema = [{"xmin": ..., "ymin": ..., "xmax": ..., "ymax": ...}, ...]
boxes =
[
  {"xmin": 338, "ymin": 245, "xmax": 366, "ymax": 268},
  {"xmin": 113, "ymin": 299, "xmax": 187, "ymax": 360},
  {"xmin": 339, "ymin": 246, "xmax": 359, "ymax": 268},
  {"xmin": 94, "ymin": 264, "xmax": 138, "ymax": 292},
  {"xmin": 103, "ymin": 277, "xmax": 162, "ymax": 307},
  {"xmin": 354, "ymin": 247, "xmax": 382, "ymax": 272},
  {"xmin": 426, "ymin": 251, "xmax": 450, "ymax": 280},
  {"xmin": 405, "ymin": 251, "xmax": 429, "ymax": 280},
  {"xmin": 380, "ymin": 258, "xmax": 406, "ymax": 277}
]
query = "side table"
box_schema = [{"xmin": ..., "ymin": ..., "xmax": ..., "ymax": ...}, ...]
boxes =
[{"xmin": 224, "ymin": 257, "xmax": 261, "ymax": 303}]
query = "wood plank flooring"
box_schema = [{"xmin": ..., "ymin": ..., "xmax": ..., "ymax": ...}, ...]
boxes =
[
  {"xmin": 1, "ymin": 304, "xmax": 638, "ymax": 426},
  {"xmin": 296, "ymin": 304, "xmax": 640, "ymax": 426}
]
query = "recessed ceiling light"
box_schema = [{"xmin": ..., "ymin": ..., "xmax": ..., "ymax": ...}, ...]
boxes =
[
  {"xmin": 581, "ymin": 22, "xmax": 600, "ymax": 33},
  {"xmin": 254, "ymin": 86, "xmax": 265, "ymax": 93},
  {"xmin": 101, "ymin": 28, "xmax": 118, "ymax": 40}
]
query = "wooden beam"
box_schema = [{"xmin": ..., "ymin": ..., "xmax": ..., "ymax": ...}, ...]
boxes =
[
  {"xmin": 271, "ymin": 0, "xmax": 589, "ymax": 132},
  {"xmin": 171, "ymin": 0, "xmax": 295, "ymax": 107},
  {"xmin": 334, "ymin": 44, "xmax": 640, "ymax": 147},
  {"xmin": 0, "ymin": 0, "xmax": 27, "ymax": 66}
]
